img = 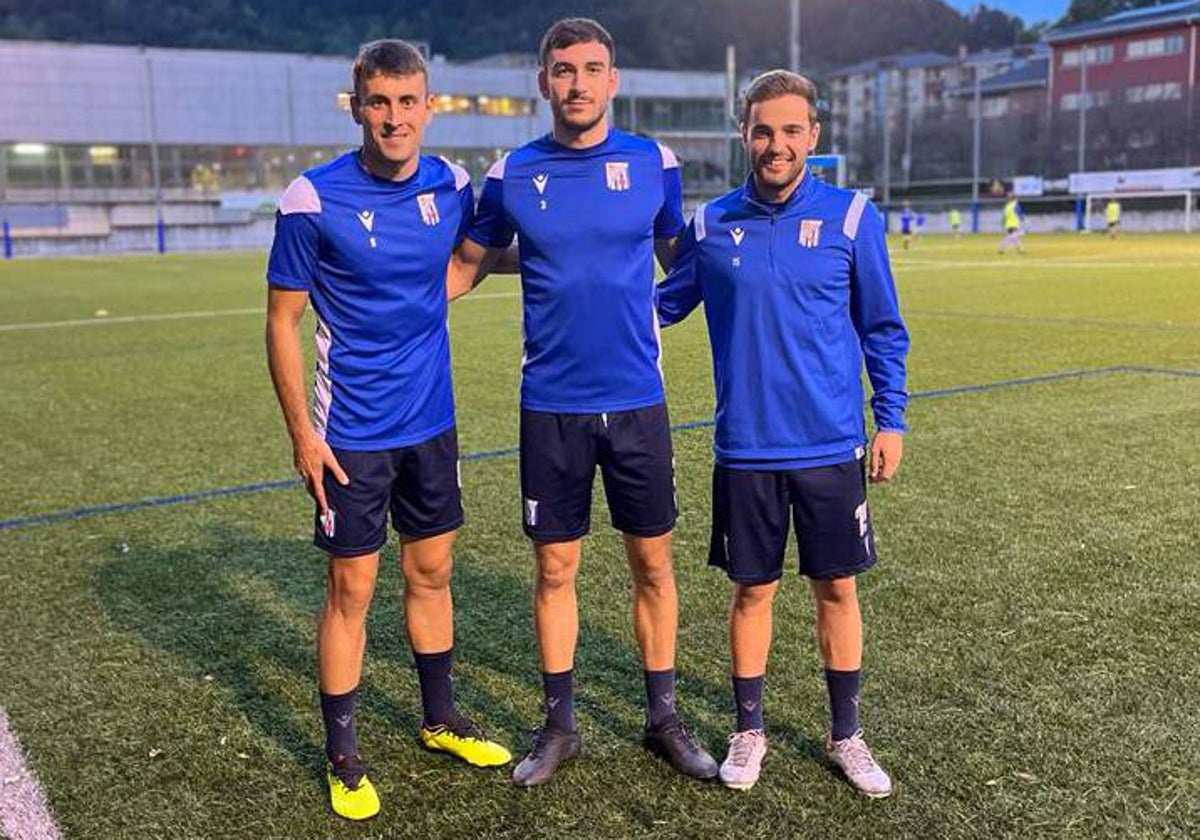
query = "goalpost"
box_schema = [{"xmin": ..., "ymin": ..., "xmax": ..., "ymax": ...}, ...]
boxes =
[{"xmin": 1082, "ymin": 190, "xmax": 1195, "ymax": 233}]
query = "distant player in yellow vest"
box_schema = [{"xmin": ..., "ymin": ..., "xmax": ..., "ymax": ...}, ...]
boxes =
[
  {"xmin": 948, "ymin": 207, "xmax": 962, "ymax": 237},
  {"xmin": 1105, "ymin": 198, "xmax": 1121, "ymax": 239},
  {"xmin": 998, "ymin": 191, "xmax": 1024, "ymax": 254}
]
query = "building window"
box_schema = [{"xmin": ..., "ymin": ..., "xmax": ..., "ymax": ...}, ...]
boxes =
[
  {"xmin": 429, "ymin": 94, "xmax": 534, "ymax": 116},
  {"xmin": 1061, "ymin": 90, "xmax": 1110, "ymax": 110},
  {"xmin": 1061, "ymin": 44, "xmax": 1114, "ymax": 68},
  {"xmin": 982, "ymin": 96, "xmax": 1009, "ymax": 118},
  {"xmin": 1125, "ymin": 82, "xmax": 1183, "ymax": 103},
  {"xmin": 1126, "ymin": 34, "xmax": 1185, "ymax": 60},
  {"xmin": 476, "ymin": 96, "xmax": 534, "ymax": 117},
  {"xmin": 434, "ymin": 95, "xmax": 473, "ymax": 115}
]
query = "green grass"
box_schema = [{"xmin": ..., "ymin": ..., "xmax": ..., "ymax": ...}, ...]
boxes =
[{"xmin": 1, "ymin": 233, "xmax": 1198, "ymax": 838}]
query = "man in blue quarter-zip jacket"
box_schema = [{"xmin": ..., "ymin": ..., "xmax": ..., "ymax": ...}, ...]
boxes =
[{"xmin": 657, "ymin": 70, "xmax": 909, "ymax": 796}]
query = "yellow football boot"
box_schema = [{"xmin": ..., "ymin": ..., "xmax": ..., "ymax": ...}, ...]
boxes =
[
  {"xmin": 326, "ymin": 757, "xmax": 380, "ymax": 821},
  {"xmin": 420, "ymin": 715, "xmax": 512, "ymax": 767}
]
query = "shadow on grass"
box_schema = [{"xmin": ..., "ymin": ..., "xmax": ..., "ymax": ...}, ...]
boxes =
[{"xmin": 93, "ymin": 522, "xmax": 761, "ymax": 787}]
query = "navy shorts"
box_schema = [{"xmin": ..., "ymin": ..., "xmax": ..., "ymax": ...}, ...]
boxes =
[
  {"xmin": 708, "ymin": 457, "xmax": 876, "ymax": 584},
  {"xmin": 314, "ymin": 426, "xmax": 463, "ymax": 556},
  {"xmin": 519, "ymin": 403, "xmax": 676, "ymax": 542}
]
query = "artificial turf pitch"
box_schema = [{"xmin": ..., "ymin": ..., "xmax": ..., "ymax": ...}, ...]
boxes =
[{"xmin": 1, "ymin": 234, "xmax": 1197, "ymax": 838}]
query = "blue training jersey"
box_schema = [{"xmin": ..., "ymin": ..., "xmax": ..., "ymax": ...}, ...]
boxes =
[
  {"xmin": 656, "ymin": 172, "xmax": 910, "ymax": 468},
  {"xmin": 267, "ymin": 152, "xmax": 474, "ymax": 451},
  {"xmin": 467, "ymin": 129, "xmax": 685, "ymax": 413}
]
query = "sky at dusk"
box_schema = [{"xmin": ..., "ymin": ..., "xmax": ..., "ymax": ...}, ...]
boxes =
[{"xmin": 945, "ymin": 0, "xmax": 1072, "ymax": 24}]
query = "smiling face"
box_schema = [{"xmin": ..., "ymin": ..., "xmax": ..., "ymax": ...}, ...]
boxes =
[
  {"xmin": 538, "ymin": 40, "xmax": 619, "ymax": 142},
  {"xmin": 743, "ymin": 93, "xmax": 821, "ymax": 202},
  {"xmin": 351, "ymin": 71, "xmax": 433, "ymax": 180}
]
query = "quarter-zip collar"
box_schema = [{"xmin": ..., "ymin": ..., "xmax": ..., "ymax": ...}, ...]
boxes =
[{"xmin": 741, "ymin": 166, "xmax": 817, "ymax": 216}]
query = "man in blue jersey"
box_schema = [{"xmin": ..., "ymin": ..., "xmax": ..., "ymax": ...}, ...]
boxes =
[
  {"xmin": 265, "ymin": 39, "xmax": 510, "ymax": 821},
  {"xmin": 657, "ymin": 70, "xmax": 909, "ymax": 796},
  {"xmin": 448, "ymin": 18, "xmax": 717, "ymax": 786}
]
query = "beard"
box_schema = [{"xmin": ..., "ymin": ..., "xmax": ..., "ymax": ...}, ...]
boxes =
[
  {"xmin": 555, "ymin": 98, "xmax": 608, "ymax": 135},
  {"xmin": 753, "ymin": 152, "xmax": 805, "ymax": 190}
]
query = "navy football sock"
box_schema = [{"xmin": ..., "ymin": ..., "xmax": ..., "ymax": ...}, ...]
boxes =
[
  {"xmin": 542, "ymin": 669, "xmax": 576, "ymax": 732},
  {"xmin": 320, "ymin": 686, "xmax": 360, "ymax": 763},
  {"xmin": 414, "ymin": 648, "xmax": 456, "ymax": 727},
  {"xmin": 733, "ymin": 674, "xmax": 765, "ymax": 732},
  {"xmin": 825, "ymin": 668, "xmax": 861, "ymax": 741},
  {"xmin": 644, "ymin": 668, "xmax": 678, "ymax": 727}
]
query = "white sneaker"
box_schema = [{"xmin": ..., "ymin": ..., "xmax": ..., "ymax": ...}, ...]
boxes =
[
  {"xmin": 719, "ymin": 729, "xmax": 767, "ymax": 790},
  {"xmin": 826, "ymin": 729, "xmax": 892, "ymax": 798}
]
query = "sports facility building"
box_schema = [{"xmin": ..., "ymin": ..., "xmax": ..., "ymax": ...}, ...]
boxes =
[{"xmin": 0, "ymin": 40, "xmax": 730, "ymax": 253}]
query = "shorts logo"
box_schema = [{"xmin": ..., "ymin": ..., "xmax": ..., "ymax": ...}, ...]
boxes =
[
  {"xmin": 605, "ymin": 161, "xmax": 631, "ymax": 191},
  {"xmin": 417, "ymin": 193, "xmax": 440, "ymax": 226},
  {"xmin": 320, "ymin": 508, "xmax": 337, "ymax": 539},
  {"xmin": 799, "ymin": 219, "xmax": 823, "ymax": 248},
  {"xmin": 854, "ymin": 502, "xmax": 869, "ymax": 537},
  {"xmin": 730, "ymin": 227, "xmax": 745, "ymax": 246},
  {"xmin": 525, "ymin": 498, "xmax": 539, "ymax": 527}
]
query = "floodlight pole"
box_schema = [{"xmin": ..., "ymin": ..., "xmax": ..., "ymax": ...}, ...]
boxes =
[
  {"xmin": 1077, "ymin": 44, "xmax": 1089, "ymax": 173},
  {"xmin": 145, "ymin": 54, "xmax": 166, "ymax": 254},
  {"xmin": 1075, "ymin": 43, "xmax": 1089, "ymax": 231},
  {"xmin": 1, "ymin": 144, "xmax": 11, "ymax": 259},
  {"xmin": 879, "ymin": 65, "xmax": 892, "ymax": 205},
  {"xmin": 971, "ymin": 71, "xmax": 982, "ymax": 234},
  {"xmin": 725, "ymin": 44, "xmax": 737, "ymax": 188},
  {"xmin": 789, "ymin": 0, "xmax": 801, "ymax": 73}
]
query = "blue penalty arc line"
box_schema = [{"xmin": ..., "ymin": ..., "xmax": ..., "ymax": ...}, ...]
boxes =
[{"xmin": 2, "ymin": 364, "xmax": 1197, "ymax": 533}]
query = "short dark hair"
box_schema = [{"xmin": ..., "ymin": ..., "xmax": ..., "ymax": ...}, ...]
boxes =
[
  {"xmin": 741, "ymin": 70, "xmax": 819, "ymax": 125},
  {"xmin": 352, "ymin": 39, "xmax": 428, "ymax": 97},
  {"xmin": 539, "ymin": 18, "xmax": 616, "ymax": 67}
]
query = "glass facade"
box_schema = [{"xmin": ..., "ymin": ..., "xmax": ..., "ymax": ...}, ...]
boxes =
[{"xmin": 612, "ymin": 96, "xmax": 727, "ymax": 133}]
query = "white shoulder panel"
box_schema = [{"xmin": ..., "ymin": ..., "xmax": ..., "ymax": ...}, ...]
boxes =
[
  {"xmin": 657, "ymin": 142, "xmax": 680, "ymax": 170},
  {"xmin": 843, "ymin": 191, "xmax": 868, "ymax": 240},
  {"xmin": 440, "ymin": 156, "xmax": 472, "ymax": 191},
  {"xmin": 693, "ymin": 202, "xmax": 708, "ymax": 242},
  {"xmin": 278, "ymin": 176, "xmax": 321, "ymax": 215},
  {"xmin": 485, "ymin": 154, "xmax": 509, "ymax": 180}
]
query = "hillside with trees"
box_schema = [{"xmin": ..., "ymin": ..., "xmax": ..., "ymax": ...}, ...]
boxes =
[{"xmin": 1, "ymin": 0, "xmax": 1033, "ymax": 71}]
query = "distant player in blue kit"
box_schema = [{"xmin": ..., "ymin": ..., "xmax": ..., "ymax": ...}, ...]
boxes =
[
  {"xmin": 657, "ymin": 70, "xmax": 910, "ymax": 795},
  {"xmin": 265, "ymin": 40, "xmax": 510, "ymax": 821},
  {"xmin": 900, "ymin": 202, "xmax": 915, "ymax": 250},
  {"xmin": 448, "ymin": 18, "xmax": 718, "ymax": 786}
]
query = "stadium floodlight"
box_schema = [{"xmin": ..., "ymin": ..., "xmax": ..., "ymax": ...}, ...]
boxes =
[{"xmin": 12, "ymin": 143, "xmax": 48, "ymax": 156}]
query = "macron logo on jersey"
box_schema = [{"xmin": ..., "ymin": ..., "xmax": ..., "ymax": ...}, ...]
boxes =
[
  {"xmin": 730, "ymin": 227, "xmax": 746, "ymax": 246},
  {"xmin": 357, "ymin": 210, "xmax": 377, "ymax": 248},
  {"xmin": 417, "ymin": 193, "xmax": 440, "ymax": 226},
  {"xmin": 533, "ymin": 173, "xmax": 549, "ymax": 194},
  {"xmin": 605, "ymin": 161, "xmax": 631, "ymax": 191}
]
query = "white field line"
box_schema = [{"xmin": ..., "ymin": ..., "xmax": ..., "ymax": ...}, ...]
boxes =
[
  {"xmin": 0, "ymin": 708, "xmax": 63, "ymax": 840},
  {"xmin": 0, "ymin": 291, "xmax": 520, "ymax": 333},
  {"xmin": 891, "ymin": 257, "xmax": 1193, "ymax": 270}
]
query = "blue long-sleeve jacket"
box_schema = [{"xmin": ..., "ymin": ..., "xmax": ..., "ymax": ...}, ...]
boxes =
[{"xmin": 656, "ymin": 173, "xmax": 910, "ymax": 467}]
